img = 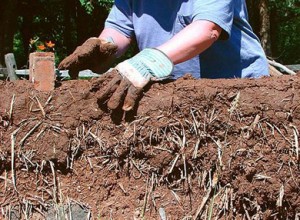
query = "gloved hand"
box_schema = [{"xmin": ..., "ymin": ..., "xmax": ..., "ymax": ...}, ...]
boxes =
[
  {"xmin": 58, "ymin": 37, "xmax": 118, "ymax": 79},
  {"xmin": 94, "ymin": 48, "xmax": 173, "ymax": 111}
]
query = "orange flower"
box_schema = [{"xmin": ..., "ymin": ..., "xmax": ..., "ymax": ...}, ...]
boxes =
[
  {"xmin": 45, "ymin": 41, "xmax": 55, "ymax": 48},
  {"xmin": 37, "ymin": 44, "xmax": 46, "ymax": 51}
]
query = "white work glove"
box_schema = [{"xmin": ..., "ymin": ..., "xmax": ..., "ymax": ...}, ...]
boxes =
[{"xmin": 94, "ymin": 48, "xmax": 174, "ymax": 111}]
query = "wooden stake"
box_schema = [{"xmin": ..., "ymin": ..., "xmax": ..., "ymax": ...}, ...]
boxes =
[{"xmin": 4, "ymin": 53, "xmax": 18, "ymax": 81}]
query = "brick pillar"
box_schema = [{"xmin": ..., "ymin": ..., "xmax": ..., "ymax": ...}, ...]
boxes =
[{"xmin": 29, "ymin": 52, "xmax": 56, "ymax": 91}]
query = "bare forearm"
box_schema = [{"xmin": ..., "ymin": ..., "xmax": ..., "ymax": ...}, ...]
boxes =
[
  {"xmin": 157, "ymin": 20, "xmax": 222, "ymax": 65},
  {"xmin": 100, "ymin": 28, "xmax": 131, "ymax": 57}
]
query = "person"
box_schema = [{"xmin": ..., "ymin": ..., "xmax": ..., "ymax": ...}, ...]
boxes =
[{"xmin": 59, "ymin": 0, "xmax": 269, "ymax": 111}]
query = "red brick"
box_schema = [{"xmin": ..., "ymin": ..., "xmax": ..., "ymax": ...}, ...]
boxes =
[{"xmin": 29, "ymin": 52, "xmax": 56, "ymax": 91}]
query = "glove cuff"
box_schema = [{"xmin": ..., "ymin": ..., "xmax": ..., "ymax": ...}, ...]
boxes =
[
  {"xmin": 116, "ymin": 61, "xmax": 149, "ymax": 88},
  {"xmin": 115, "ymin": 48, "xmax": 173, "ymax": 88},
  {"xmin": 127, "ymin": 48, "xmax": 174, "ymax": 80}
]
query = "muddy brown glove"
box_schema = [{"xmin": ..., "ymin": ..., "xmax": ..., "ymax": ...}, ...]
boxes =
[
  {"xmin": 96, "ymin": 48, "xmax": 174, "ymax": 111},
  {"xmin": 58, "ymin": 37, "xmax": 118, "ymax": 79}
]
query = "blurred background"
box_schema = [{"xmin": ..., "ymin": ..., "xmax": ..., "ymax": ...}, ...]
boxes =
[{"xmin": 0, "ymin": 0, "xmax": 299, "ymax": 68}]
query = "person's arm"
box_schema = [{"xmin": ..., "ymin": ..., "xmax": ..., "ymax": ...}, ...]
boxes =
[
  {"xmin": 99, "ymin": 28, "xmax": 132, "ymax": 58},
  {"xmin": 95, "ymin": 20, "xmax": 222, "ymax": 111},
  {"xmin": 157, "ymin": 20, "xmax": 222, "ymax": 65}
]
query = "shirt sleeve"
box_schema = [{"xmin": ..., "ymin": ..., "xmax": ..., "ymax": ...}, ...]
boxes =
[
  {"xmin": 104, "ymin": 0, "xmax": 134, "ymax": 38},
  {"xmin": 192, "ymin": 0, "xmax": 234, "ymax": 39}
]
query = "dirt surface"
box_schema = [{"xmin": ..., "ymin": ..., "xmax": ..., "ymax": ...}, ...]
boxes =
[{"xmin": 0, "ymin": 74, "xmax": 299, "ymax": 219}]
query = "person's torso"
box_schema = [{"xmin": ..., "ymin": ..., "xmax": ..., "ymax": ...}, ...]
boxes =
[{"xmin": 129, "ymin": 0, "xmax": 269, "ymax": 79}]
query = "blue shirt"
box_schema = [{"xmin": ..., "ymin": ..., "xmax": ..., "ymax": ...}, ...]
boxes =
[{"xmin": 105, "ymin": 0, "xmax": 269, "ymax": 79}]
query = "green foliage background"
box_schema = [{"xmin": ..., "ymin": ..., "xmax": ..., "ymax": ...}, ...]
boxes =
[
  {"xmin": 269, "ymin": 0, "xmax": 300, "ymax": 63},
  {"xmin": 79, "ymin": 0, "xmax": 113, "ymax": 13},
  {"xmin": 12, "ymin": 0, "xmax": 300, "ymax": 68}
]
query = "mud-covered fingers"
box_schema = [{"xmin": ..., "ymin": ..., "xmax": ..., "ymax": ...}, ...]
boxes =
[
  {"xmin": 58, "ymin": 47, "xmax": 89, "ymax": 71},
  {"xmin": 58, "ymin": 54, "xmax": 76, "ymax": 70},
  {"xmin": 100, "ymin": 43, "xmax": 118, "ymax": 56},
  {"xmin": 107, "ymin": 79, "xmax": 131, "ymax": 110},
  {"xmin": 97, "ymin": 74, "xmax": 123, "ymax": 102},
  {"xmin": 59, "ymin": 38, "xmax": 100, "ymax": 69},
  {"xmin": 122, "ymin": 85, "xmax": 144, "ymax": 111},
  {"xmin": 89, "ymin": 55, "xmax": 115, "ymax": 74},
  {"xmin": 68, "ymin": 68, "xmax": 80, "ymax": 79},
  {"xmin": 90, "ymin": 76, "xmax": 108, "ymax": 92},
  {"xmin": 80, "ymin": 38, "xmax": 116, "ymax": 58},
  {"xmin": 78, "ymin": 38, "xmax": 100, "ymax": 55},
  {"xmin": 90, "ymin": 70, "xmax": 118, "ymax": 91}
]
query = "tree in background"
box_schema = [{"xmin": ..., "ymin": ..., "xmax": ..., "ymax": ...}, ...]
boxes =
[
  {"xmin": 0, "ymin": 0, "xmax": 18, "ymax": 67},
  {"xmin": 247, "ymin": 0, "xmax": 272, "ymax": 56},
  {"xmin": 1, "ymin": 0, "xmax": 111, "ymax": 67},
  {"xmin": 247, "ymin": 0, "xmax": 300, "ymax": 63},
  {"xmin": 270, "ymin": 0, "xmax": 300, "ymax": 64},
  {"xmin": 0, "ymin": 0, "xmax": 299, "ymax": 68}
]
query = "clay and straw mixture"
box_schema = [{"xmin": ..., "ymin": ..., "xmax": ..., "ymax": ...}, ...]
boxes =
[{"xmin": 0, "ymin": 74, "xmax": 299, "ymax": 219}]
